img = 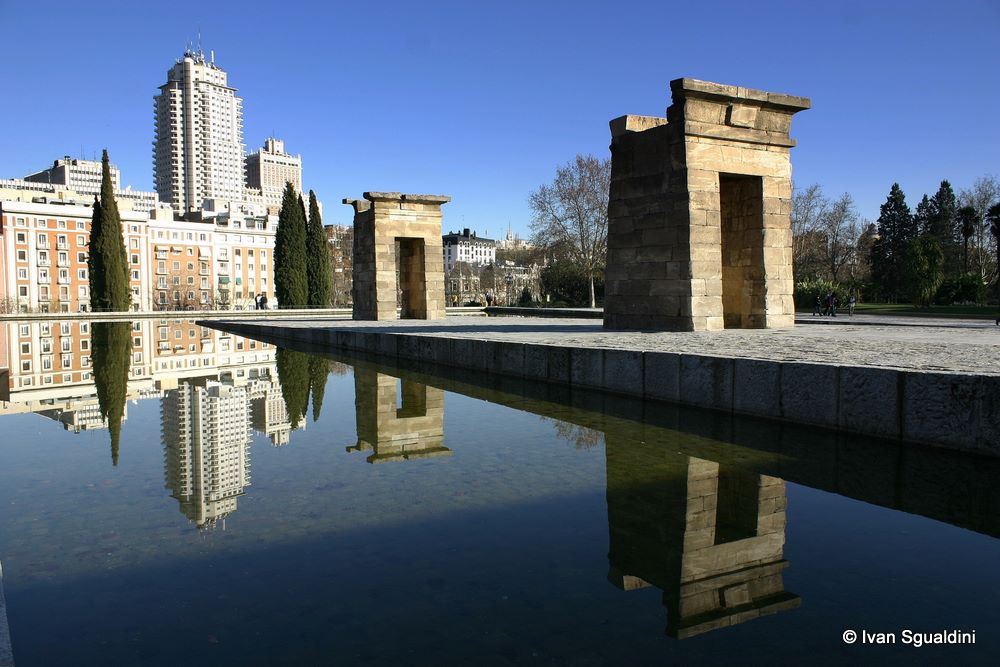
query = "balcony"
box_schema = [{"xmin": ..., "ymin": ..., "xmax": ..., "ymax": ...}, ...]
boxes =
[{"xmin": 38, "ymin": 259, "xmax": 50, "ymax": 267}]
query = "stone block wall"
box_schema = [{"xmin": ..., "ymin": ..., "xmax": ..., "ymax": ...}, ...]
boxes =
[
  {"xmin": 345, "ymin": 192, "xmax": 450, "ymax": 321},
  {"xmin": 605, "ymin": 78, "xmax": 809, "ymax": 331}
]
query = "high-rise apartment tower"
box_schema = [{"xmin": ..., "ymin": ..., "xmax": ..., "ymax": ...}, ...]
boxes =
[
  {"xmin": 246, "ymin": 138, "xmax": 302, "ymax": 211},
  {"xmin": 153, "ymin": 50, "xmax": 245, "ymax": 213}
]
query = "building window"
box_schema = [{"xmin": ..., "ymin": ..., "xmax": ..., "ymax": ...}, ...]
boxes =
[
  {"xmin": 17, "ymin": 250, "xmax": 27, "ymax": 261},
  {"xmin": 20, "ymin": 342, "xmax": 30, "ymax": 355},
  {"xmin": 16, "ymin": 232, "xmax": 26, "ymax": 243}
]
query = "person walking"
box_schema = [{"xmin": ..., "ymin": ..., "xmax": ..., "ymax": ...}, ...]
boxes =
[
  {"xmin": 812, "ymin": 295, "xmax": 822, "ymax": 316},
  {"xmin": 848, "ymin": 294, "xmax": 856, "ymax": 317}
]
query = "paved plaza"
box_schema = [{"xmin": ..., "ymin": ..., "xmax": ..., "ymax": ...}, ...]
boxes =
[{"xmin": 230, "ymin": 313, "xmax": 1000, "ymax": 376}]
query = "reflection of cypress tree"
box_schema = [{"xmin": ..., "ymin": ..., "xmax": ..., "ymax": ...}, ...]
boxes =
[
  {"xmin": 276, "ymin": 347, "xmax": 310, "ymax": 429},
  {"xmin": 308, "ymin": 355, "xmax": 329, "ymax": 422},
  {"xmin": 91, "ymin": 321, "xmax": 131, "ymax": 465}
]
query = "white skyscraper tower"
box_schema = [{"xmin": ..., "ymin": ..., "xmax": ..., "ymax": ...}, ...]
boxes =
[{"xmin": 153, "ymin": 49, "xmax": 245, "ymax": 213}]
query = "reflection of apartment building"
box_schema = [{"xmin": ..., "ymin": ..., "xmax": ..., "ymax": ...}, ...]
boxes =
[
  {"xmin": 0, "ymin": 319, "xmax": 278, "ymax": 436},
  {"xmin": 163, "ymin": 380, "xmax": 252, "ymax": 529},
  {"xmin": 249, "ymin": 374, "xmax": 301, "ymax": 446}
]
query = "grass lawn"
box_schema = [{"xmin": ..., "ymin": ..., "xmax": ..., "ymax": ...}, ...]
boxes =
[{"xmin": 799, "ymin": 303, "xmax": 1000, "ymax": 319}]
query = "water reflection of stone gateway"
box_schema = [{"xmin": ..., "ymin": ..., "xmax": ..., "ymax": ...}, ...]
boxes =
[
  {"xmin": 604, "ymin": 78, "xmax": 810, "ymax": 331},
  {"xmin": 348, "ymin": 368, "xmax": 449, "ymax": 463},
  {"xmin": 605, "ymin": 439, "xmax": 799, "ymax": 638},
  {"xmin": 344, "ymin": 192, "xmax": 451, "ymax": 321}
]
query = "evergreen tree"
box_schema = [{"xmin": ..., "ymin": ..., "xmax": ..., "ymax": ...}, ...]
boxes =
[
  {"xmin": 927, "ymin": 181, "xmax": 960, "ymax": 277},
  {"xmin": 306, "ymin": 190, "xmax": 332, "ymax": 307},
  {"xmin": 308, "ymin": 355, "xmax": 328, "ymax": 422},
  {"xmin": 913, "ymin": 194, "xmax": 934, "ymax": 234},
  {"xmin": 91, "ymin": 321, "xmax": 131, "ymax": 465},
  {"xmin": 870, "ymin": 183, "xmax": 914, "ymax": 301},
  {"xmin": 904, "ymin": 235, "xmax": 945, "ymax": 307},
  {"xmin": 273, "ymin": 182, "xmax": 309, "ymax": 308},
  {"xmin": 87, "ymin": 150, "xmax": 131, "ymax": 311}
]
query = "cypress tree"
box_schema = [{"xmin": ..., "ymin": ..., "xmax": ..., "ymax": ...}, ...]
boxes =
[
  {"xmin": 871, "ymin": 183, "xmax": 913, "ymax": 301},
  {"xmin": 927, "ymin": 180, "xmax": 960, "ymax": 277},
  {"xmin": 308, "ymin": 355, "xmax": 328, "ymax": 422},
  {"xmin": 87, "ymin": 150, "xmax": 131, "ymax": 311},
  {"xmin": 273, "ymin": 182, "xmax": 309, "ymax": 308},
  {"xmin": 91, "ymin": 321, "xmax": 131, "ymax": 465},
  {"xmin": 306, "ymin": 190, "xmax": 332, "ymax": 307}
]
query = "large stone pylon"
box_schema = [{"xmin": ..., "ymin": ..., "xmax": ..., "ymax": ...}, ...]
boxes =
[{"xmin": 604, "ymin": 79, "xmax": 810, "ymax": 331}]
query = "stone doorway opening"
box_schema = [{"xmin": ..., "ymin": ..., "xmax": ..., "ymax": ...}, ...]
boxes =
[
  {"xmin": 719, "ymin": 173, "xmax": 765, "ymax": 329},
  {"xmin": 395, "ymin": 238, "xmax": 427, "ymax": 319}
]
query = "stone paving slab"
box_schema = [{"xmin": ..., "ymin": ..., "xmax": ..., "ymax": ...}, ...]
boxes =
[{"xmin": 219, "ymin": 314, "xmax": 1000, "ymax": 376}]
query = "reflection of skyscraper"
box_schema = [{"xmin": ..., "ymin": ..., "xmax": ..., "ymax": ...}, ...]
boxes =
[
  {"xmin": 348, "ymin": 368, "xmax": 449, "ymax": 463},
  {"xmin": 249, "ymin": 373, "xmax": 302, "ymax": 446},
  {"xmin": 605, "ymin": 439, "xmax": 799, "ymax": 638},
  {"xmin": 163, "ymin": 380, "xmax": 251, "ymax": 529}
]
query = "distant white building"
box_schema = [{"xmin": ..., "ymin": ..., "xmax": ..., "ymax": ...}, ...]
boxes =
[
  {"xmin": 495, "ymin": 226, "xmax": 534, "ymax": 251},
  {"xmin": 442, "ymin": 228, "xmax": 496, "ymax": 272},
  {"xmin": 22, "ymin": 157, "xmax": 159, "ymax": 213},
  {"xmin": 154, "ymin": 49, "xmax": 246, "ymax": 213},
  {"xmin": 246, "ymin": 138, "xmax": 302, "ymax": 211}
]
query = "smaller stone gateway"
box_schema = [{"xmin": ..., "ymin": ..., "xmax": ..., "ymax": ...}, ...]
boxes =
[
  {"xmin": 344, "ymin": 192, "xmax": 450, "ymax": 320},
  {"xmin": 604, "ymin": 78, "xmax": 810, "ymax": 331}
]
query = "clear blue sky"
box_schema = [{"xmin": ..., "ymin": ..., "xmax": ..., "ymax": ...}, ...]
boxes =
[{"xmin": 1, "ymin": 0, "xmax": 997, "ymax": 237}]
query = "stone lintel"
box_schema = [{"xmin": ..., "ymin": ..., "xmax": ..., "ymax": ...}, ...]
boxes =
[
  {"xmin": 610, "ymin": 114, "xmax": 669, "ymax": 140},
  {"xmin": 671, "ymin": 78, "xmax": 811, "ymax": 112},
  {"xmin": 363, "ymin": 192, "xmax": 452, "ymax": 205},
  {"xmin": 342, "ymin": 198, "xmax": 371, "ymax": 213}
]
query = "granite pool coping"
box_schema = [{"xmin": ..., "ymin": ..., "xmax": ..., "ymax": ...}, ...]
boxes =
[
  {"xmin": 200, "ymin": 316, "xmax": 1000, "ymax": 456},
  {"xmin": 0, "ymin": 561, "xmax": 12, "ymax": 667}
]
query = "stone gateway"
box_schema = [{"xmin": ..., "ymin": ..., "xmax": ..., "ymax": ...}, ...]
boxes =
[
  {"xmin": 344, "ymin": 192, "xmax": 451, "ymax": 320},
  {"xmin": 604, "ymin": 79, "xmax": 810, "ymax": 331}
]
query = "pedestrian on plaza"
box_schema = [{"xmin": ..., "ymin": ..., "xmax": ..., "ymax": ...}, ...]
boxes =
[
  {"xmin": 486, "ymin": 291, "xmax": 494, "ymax": 307},
  {"xmin": 848, "ymin": 294, "xmax": 856, "ymax": 317},
  {"xmin": 261, "ymin": 294, "xmax": 268, "ymax": 310},
  {"xmin": 830, "ymin": 294, "xmax": 838, "ymax": 317},
  {"xmin": 823, "ymin": 292, "xmax": 832, "ymax": 316},
  {"xmin": 254, "ymin": 293, "xmax": 261, "ymax": 310},
  {"xmin": 812, "ymin": 295, "xmax": 822, "ymax": 316}
]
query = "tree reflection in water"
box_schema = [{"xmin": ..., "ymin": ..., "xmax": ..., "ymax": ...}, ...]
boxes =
[
  {"xmin": 90, "ymin": 321, "xmax": 132, "ymax": 466},
  {"xmin": 276, "ymin": 347, "xmax": 311, "ymax": 429}
]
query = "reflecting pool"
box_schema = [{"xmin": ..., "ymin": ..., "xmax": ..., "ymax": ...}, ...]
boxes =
[{"xmin": 0, "ymin": 318, "xmax": 998, "ymax": 665}]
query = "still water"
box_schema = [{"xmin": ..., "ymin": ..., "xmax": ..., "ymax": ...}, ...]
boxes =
[{"xmin": 0, "ymin": 318, "xmax": 998, "ymax": 665}]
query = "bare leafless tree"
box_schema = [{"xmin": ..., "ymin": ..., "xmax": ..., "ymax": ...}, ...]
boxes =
[
  {"xmin": 791, "ymin": 183, "xmax": 829, "ymax": 279},
  {"xmin": 529, "ymin": 155, "xmax": 610, "ymax": 308},
  {"xmin": 820, "ymin": 193, "xmax": 861, "ymax": 283}
]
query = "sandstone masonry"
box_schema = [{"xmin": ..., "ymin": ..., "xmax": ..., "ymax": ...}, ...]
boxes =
[
  {"xmin": 604, "ymin": 79, "xmax": 810, "ymax": 331},
  {"xmin": 344, "ymin": 192, "xmax": 451, "ymax": 320}
]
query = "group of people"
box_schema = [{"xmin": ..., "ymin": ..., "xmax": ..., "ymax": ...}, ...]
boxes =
[
  {"xmin": 812, "ymin": 292, "xmax": 856, "ymax": 317},
  {"xmin": 254, "ymin": 293, "xmax": 269, "ymax": 310}
]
